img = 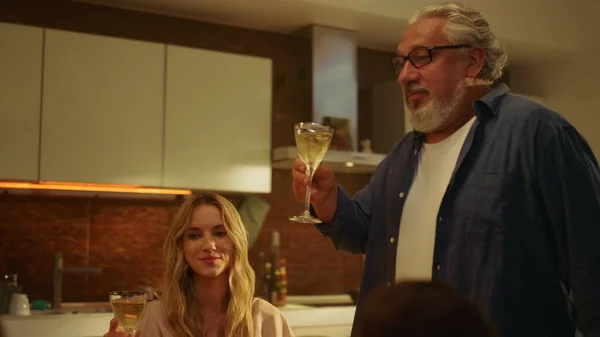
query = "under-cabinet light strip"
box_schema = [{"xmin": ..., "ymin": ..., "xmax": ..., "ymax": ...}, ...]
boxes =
[{"xmin": 0, "ymin": 181, "xmax": 192, "ymax": 195}]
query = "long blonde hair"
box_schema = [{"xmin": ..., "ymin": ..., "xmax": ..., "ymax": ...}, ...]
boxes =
[{"xmin": 161, "ymin": 193, "xmax": 256, "ymax": 337}]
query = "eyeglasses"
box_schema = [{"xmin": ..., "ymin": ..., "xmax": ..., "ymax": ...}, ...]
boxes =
[{"xmin": 391, "ymin": 44, "xmax": 472, "ymax": 75}]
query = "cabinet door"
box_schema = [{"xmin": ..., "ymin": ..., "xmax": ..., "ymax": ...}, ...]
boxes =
[
  {"xmin": 164, "ymin": 46, "xmax": 272, "ymax": 193},
  {"xmin": 372, "ymin": 79, "xmax": 406, "ymax": 150},
  {"xmin": 0, "ymin": 23, "xmax": 43, "ymax": 181},
  {"xmin": 40, "ymin": 29, "xmax": 165, "ymax": 186}
]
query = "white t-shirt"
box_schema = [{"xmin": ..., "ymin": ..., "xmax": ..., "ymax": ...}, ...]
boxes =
[{"xmin": 395, "ymin": 117, "xmax": 476, "ymax": 281}]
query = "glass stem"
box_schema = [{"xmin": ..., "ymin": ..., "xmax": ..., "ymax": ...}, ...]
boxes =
[{"xmin": 303, "ymin": 166, "xmax": 314, "ymax": 215}]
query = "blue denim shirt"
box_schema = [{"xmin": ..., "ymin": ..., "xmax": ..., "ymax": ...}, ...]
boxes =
[{"xmin": 315, "ymin": 84, "xmax": 600, "ymax": 337}]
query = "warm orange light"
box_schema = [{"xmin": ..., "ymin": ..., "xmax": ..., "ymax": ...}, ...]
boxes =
[{"xmin": 0, "ymin": 181, "xmax": 192, "ymax": 195}]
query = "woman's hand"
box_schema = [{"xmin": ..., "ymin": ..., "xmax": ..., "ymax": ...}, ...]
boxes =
[{"xmin": 103, "ymin": 318, "xmax": 140, "ymax": 337}]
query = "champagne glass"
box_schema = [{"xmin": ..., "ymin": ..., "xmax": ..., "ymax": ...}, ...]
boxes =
[
  {"xmin": 109, "ymin": 290, "xmax": 148, "ymax": 335},
  {"xmin": 289, "ymin": 122, "xmax": 334, "ymax": 224}
]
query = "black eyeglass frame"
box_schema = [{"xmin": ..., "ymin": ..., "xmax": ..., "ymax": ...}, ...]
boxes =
[{"xmin": 391, "ymin": 44, "xmax": 472, "ymax": 75}]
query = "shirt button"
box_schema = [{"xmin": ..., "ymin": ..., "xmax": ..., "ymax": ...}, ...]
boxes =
[
  {"xmin": 389, "ymin": 237, "xmax": 395, "ymax": 244},
  {"xmin": 436, "ymin": 264, "xmax": 441, "ymax": 270},
  {"xmin": 413, "ymin": 150, "xmax": 417, "ymax": 155},
  {"xmin": 398, "ymin": 192, "xmax": 405, "ymax": 198},
  {"xmin": 387, "ymin": 282, "xmax": 391, "ymax": 287},
  {"xmin": 438, "ymin": 216, "xmax": 443, "ymax": 222}
]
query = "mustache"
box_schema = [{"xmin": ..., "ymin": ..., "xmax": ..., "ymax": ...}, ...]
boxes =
[{"xmin": 405, "ymin": 84, "xmax": 429, "ymax": 99}]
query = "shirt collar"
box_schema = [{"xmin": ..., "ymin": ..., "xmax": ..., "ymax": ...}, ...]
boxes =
[
  {"xmin": 411, "ymin": 83, "xmax": 511, "ymax": 140},
  {"xmin": 475, "ymin": 83, "xmax": 510, "ymax": 116}
]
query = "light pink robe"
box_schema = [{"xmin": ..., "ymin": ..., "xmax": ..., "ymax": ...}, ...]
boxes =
[{"xmin": 138, "ymin": 298, "xmax": 295, "ymax": 337}]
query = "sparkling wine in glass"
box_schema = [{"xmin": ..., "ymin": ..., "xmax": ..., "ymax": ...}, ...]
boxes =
[
  {"xmin": 109, "ymin": 290, "xmax": 148, "ymax": 335},
  {"xmin": 289, "ymin": 122, "xmax": 334, "ymax": 224}
]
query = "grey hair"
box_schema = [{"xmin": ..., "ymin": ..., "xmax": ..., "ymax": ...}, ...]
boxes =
[{"xmin": 410, "ymin": 2, "xmax": 508, "ymax": 83}]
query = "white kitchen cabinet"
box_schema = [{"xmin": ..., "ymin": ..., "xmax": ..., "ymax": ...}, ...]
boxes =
[
  {"xmin": 164, "ymin": 46, "xmax": 272, "ymax": 193},
  {"xmin": 40, "ymin": 29, "xmax": 165, "ymax": 186},
  {"xmin": 0, "ymin": 22, "xmax": 43, "ymax": 181},
  {"xmin": 372, "ymin": 78, "xmax": 406, "ymax": 150}
]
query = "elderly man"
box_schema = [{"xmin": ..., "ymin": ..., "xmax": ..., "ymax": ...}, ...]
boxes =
[{"xmin": 291, "ymin": 2, "xmax": 600, "ymax": 337}]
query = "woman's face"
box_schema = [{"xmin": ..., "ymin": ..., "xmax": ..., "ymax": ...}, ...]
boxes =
[{"xmin": 183, "ymin": 204, "xmax": 233, "ymax": 278}]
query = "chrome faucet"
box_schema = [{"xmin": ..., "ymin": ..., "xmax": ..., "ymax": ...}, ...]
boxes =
[{"xmin": 52, "ymin": 252, "xmax": 102, "ymax": 311}]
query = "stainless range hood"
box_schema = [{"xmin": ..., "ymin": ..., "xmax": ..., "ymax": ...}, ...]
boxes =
[{"xmin": 271, "ymin": 25, "xmax": 388, "ymax": 174}]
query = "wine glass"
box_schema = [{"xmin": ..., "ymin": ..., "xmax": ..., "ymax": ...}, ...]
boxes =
[
  {"xmin": 109, "ymin": 290, "xmax": 148, "ymax": 335},
  {"xmin": 289, "ymin": 122, "xmax": 334, "ymax": 224}
]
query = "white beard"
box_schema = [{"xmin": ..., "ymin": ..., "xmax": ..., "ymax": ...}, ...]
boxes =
[{"xmin": 408, "ymin": 79, "xmax": 468, "ymax": 133}]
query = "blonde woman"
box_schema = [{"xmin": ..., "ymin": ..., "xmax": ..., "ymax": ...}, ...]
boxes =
[{"xmin": 104, "ymin": 193, "xmax": 294, "ymax": 337}]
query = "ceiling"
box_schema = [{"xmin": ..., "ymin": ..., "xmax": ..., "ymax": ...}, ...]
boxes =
[{"xmin": 77, "ymin": 0, "xmax": 582, "ymax": 65}]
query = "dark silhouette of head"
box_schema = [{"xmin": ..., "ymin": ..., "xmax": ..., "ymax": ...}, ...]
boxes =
[{"xmin": 357, "ymin": 281, "xmax": 498, "ymax": 337}]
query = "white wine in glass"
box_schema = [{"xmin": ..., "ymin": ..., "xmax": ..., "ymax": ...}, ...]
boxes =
[
  {"xmin": 289, "ymin": 122, "xmax": 334, "ymax": 224},
  {"xmin": 109, "ymin": 291, "xmax": 148, "ymax": 335}
]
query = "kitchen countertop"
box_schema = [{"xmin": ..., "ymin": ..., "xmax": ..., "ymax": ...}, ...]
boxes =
[
  {"xmin": 286, "ymin": 294, "xmax": 353, "ymax": 306},
  {"xmin": 1, "ymin": 301, "xmax": 355, "ymax": 337},
  {"xmin": 2, "ymin": 302, "xmax": 315, "ymax": 320}
]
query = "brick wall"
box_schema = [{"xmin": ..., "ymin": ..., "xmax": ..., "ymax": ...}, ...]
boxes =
[{"xmin": 0, "ymin": 0, "xmax": 396, "ymax": 302}]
